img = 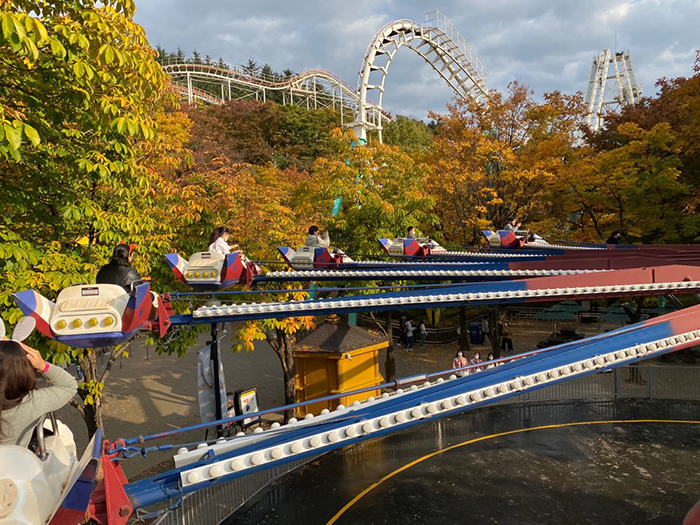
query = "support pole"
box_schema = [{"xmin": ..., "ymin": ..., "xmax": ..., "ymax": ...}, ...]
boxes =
[{"xmin": 209, "ymin": 323, "xmax": 223, "ymax": 437}]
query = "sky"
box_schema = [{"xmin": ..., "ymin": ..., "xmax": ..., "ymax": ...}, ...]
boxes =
[{"xmin": 134, "ymin": 0, "xmax": 700, "ymax": 120}]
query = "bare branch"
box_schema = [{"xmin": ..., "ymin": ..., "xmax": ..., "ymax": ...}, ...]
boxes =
[{"xmin": 69, "ymin": 398, "xmax": 85, "ymax": 417}]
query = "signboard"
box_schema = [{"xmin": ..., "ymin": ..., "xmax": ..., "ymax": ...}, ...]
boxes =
[{"xmin": 234, "ymin": 387, "xmax": 260, "ymax": 428}]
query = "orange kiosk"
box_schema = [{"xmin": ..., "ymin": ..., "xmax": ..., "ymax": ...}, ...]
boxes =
[{"xmin": 294, "ymin": 318, "xmax": 386, "ymax": 416}]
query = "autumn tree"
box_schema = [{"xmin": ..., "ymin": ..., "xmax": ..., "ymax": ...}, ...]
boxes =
[
  {"xmin": 300, "ymin": 130, "xmax": 438, "ymax": 255},
  {"xmin": 426, "ymin": 83, "xmax": 585, "ymax": 245},
  {"xmin": 0, "ymin": 0, "xmax": 198, "ymax": 436},
  {"xmin": 557, "ymin": 122, "xmax": 695, "ymax": 243}
]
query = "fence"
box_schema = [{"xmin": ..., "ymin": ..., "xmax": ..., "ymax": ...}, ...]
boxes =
[{"xmin": 148, "ymin": 364, "xmax": 700, "ymax": 524}]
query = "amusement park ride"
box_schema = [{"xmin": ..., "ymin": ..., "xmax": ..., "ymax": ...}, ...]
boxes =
[
  {"xmin": 0, "ymin": 9, "xmax": 658, "ymax": 525},
  {"xmin": 4, "ymin": 227, "xmax": 700, "ymax": 524}
]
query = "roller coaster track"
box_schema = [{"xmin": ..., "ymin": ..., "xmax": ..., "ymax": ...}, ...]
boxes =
[
  {"xmin": 352, "ymin": 10, "xmax": 489, "ymax": 141},
  {"xmin": 160, "ymin": 59, "xmax": 389, "ymax": 126}
]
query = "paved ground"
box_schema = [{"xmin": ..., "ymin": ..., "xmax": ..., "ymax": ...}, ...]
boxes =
[
  {"xmin": 53, "ymin": 319, "xmax": 698, "ymax": 478},
  {"xmin": 225, "ymin": 400, "xmax": 700, "ymax": 525}
]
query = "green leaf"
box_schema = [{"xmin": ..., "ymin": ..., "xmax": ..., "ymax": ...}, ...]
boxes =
[
  {"xmin": 22, "ymin": 123, "xmax": 40, "ymax": 146},
  {"xmin": 11, "ymin": 16, "xmax": 25, "ymax": 41},
  {"xmin": 73, "ymin": 61, "xmax": 85, "ymax": 79},
  {"xmin": 4, "ymin": 123, "xmax": 21, "ymax": 150},
  {"xmin": 105, "ymin": 45, "xmax": 114, "ymax": 64},
  {"xmin": 33, "ymin": 18, "xmax": 48, "ymax": 44},
  {"xmin": 1, "ymin": 13, "xmax": 13, "ymax": 40},
  {"xmin": 49, "ymin": 37, "xmax": 65, "ymax": 57}
]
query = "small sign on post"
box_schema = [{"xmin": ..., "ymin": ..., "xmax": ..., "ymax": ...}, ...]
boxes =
[{"xmin": 234, "ymin": 387, "xmax": 261, "ymax": 429}]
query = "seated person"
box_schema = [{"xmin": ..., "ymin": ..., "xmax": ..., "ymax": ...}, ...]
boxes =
[
  {"xmin": 305, "ymin": 226, "xmax": 330, "ymax": 248},
  {"xmin": 503, "ymin": 218, "xmax": 522, "ymax": 231},
  {"xmin": 0, "ymin": 340, "xmax": 77, "ymax": 447},
  {"xmin": 96, "ymin": 243, "xmax": 141, "ymax": 293},
  {"xmin": 606, "ymin": 230, "xmax": 622, "ymax": 245},
  {"xmin": 208, "ymin": 226, "xmax": 231, "ymax": 255},
  {"xmin": 407, "ymin": 226, "xmax": 437, "ymax": 249}
]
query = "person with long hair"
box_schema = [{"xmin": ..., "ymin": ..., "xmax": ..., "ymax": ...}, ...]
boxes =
[
  {"xmin": 96, "ymin": 243, "xmax": 141, "ymax": 292},
  {"xmin": 471, "ymin": 351, "xmax": 483, "ymax": 372},
  {"xmin": 208, "ymin": 226, "xmax": 231, "ymax": 255},
  {"xmin": 453, "ymin": 350, "xmax": 468, "ymax": 377},
  {"xmin": 0, "ymin": 340, "xmax": 77, "ymax": 447}
]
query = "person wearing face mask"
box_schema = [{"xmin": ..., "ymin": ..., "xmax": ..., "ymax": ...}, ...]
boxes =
[{"xmin": 453, "ymin": 350, "xmax": 469, "ymax": 377}]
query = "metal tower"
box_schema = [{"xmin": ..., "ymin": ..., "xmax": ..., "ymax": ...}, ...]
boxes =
[{"xmin": 583, "ymin": 49, "xmax": 642, "ymax": 131}]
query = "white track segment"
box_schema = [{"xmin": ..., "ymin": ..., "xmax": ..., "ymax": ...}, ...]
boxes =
[
  {"xmin": 175, "ymin": 328, "xmax": 700, "ymax": 487},
  {"xmin": 192, "ymin": 279, "xmax": 700, "ymax": 320},
  {"xmin": 584, "ymin": 49, "xmax": 642, "ymax": 131},
  {"xmin": 352, "ymin": 10, "xmax": 488, "ymax": 142},
  {"xmin": 264, "ymin": 268, "xmax": 603, "ymax": 280},
  {"xmin": 160, "ymin": 60, "xmax": 388, "ymax": 127}
]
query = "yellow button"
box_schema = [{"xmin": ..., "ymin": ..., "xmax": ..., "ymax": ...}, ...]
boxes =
[
  {"xmin": 55, "ymin": 320, "xmax": 67, "ymax": 330},
  {"xmin": 186, "ymin": 272, "xmax": 192, "ymax": 278},
  {"xmin": 211, "ymin": 271, "xmax": 218, "ymax": 278},
  {"xmin": 193, "ymin": 272, "xmax": 200, "ymax": 278},
  {"xmin": 104, "ymin": 317, "xmax": 114, "ymax": 326},
  {"xmin": 88, "ymin": 318, "xmax": 98, "ymax": 327},
  {"xmin": 201, "ymin": 272, "xmax": 208, "ymax": 278},
  {"xmin": 71, "ymin": 319, "xmax": 83, "ymax": 328}
]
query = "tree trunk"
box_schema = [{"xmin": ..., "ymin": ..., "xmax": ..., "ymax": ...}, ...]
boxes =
[
  {"xmin": 459, "ymin": 307, "xmax": 471, "ymax": 354},
  {"xmin": 489, "ymin": 306, "xmax": 502, "ymax": 359},
  {"xmin": 384, "ymin": 310, "xmax": 396, "ymax": 381},
  {"xmin": 77, "ymin": 349, "xmax": 103, "ymax": 438},
  {"xmin": 268, "ymin": 328, "xmax": 297, "ymax": 423}
]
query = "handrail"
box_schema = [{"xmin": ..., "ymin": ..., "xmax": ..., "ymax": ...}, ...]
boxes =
[{"xmin": 35, "ymin": 412, "xmax": 58, "ymax": 461}]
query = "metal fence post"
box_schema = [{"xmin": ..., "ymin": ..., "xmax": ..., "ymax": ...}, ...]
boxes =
[
  {"xmin": 613, "ymin": 367, "xmax": 620, "ymax": 398},
  {"xmin": 647, "ymin": 365, "xmax": 653, "ymax": 399}
]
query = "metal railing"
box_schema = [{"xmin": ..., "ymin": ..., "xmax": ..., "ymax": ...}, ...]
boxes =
[
  {"xmin": 149, "ymin": 457, "xmax": 315, "ymax": 525},
  {"xmin": 146, "ymin": 364, "xmax": 700, "ymax": 524}
]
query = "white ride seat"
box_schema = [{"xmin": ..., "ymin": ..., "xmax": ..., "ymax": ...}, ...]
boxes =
[
  {"xmin": 52, "ymin": 284, "xmax": 130, "ymax": 335},
  {"xmin": 290, "ymin": 247, "xmax": 315, "ymax": 270},
  {"xmin": 185, "ymin": 252, "xmax": 226, "ymax": 282},
  {"xmin": 0, "ymin": 419, "xmax": 77, "ymax": 525}
]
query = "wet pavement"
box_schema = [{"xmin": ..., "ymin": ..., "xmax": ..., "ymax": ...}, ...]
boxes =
[{"xmin": 225, "ymin": 400, "xmax": 700, "ymax": 525}]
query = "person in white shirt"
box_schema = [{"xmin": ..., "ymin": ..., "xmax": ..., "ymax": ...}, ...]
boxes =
[
  {"xmin": 405, "ymin": 319, "xmax": 415, "ymax": 351},
  {"xmin": 208, "ymin": 226, "xmax": 231, "ymax": 255},
  {"xmin": 503, "ymin": 218, "xmax": 521, "ymax": 231}
]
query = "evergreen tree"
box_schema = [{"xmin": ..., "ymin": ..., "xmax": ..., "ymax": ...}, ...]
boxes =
[
  {"xmin": 242, "ymin": 57, "xmax": 260, "ymax": 77},
  {"xmin": 260, "ymin": 63, "xmax": 274, "ymax": 80}
]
